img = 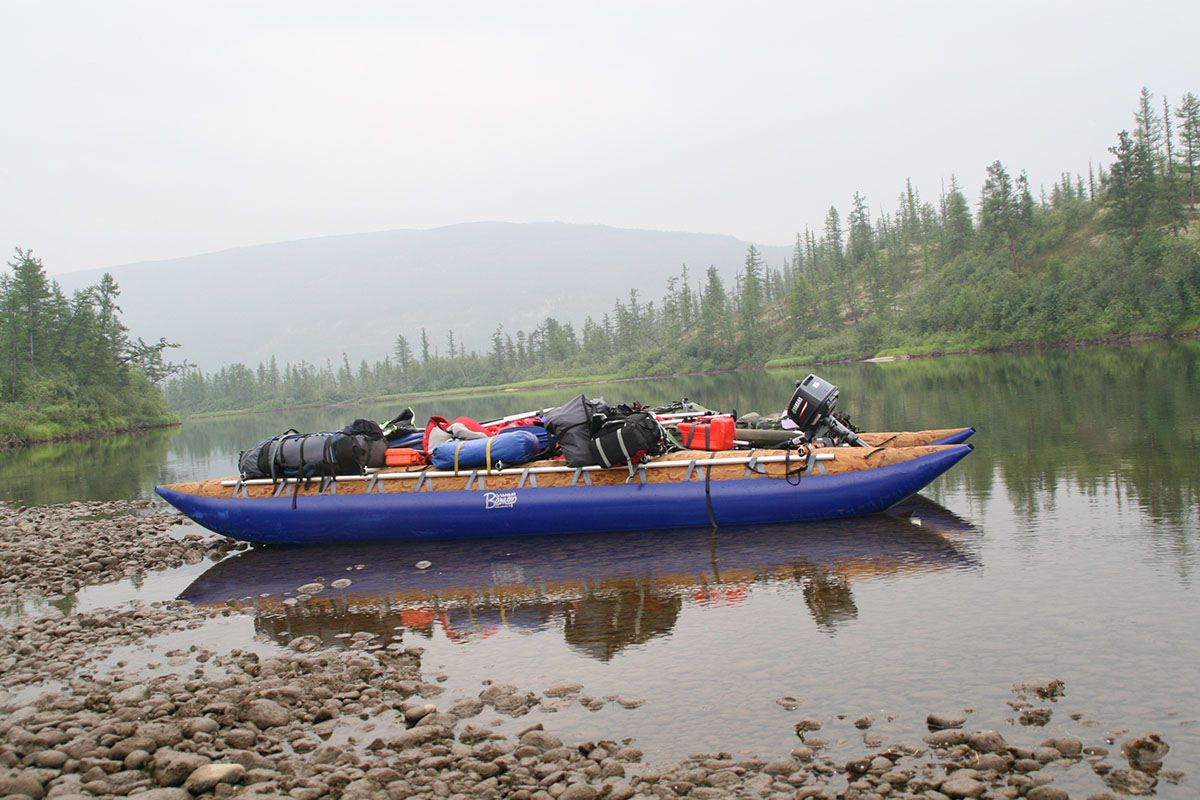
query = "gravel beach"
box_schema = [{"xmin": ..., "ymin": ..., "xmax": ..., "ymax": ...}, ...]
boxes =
[{"xmin": 0, "ymin": 501, "xmax": 1183, "ymax": 799}]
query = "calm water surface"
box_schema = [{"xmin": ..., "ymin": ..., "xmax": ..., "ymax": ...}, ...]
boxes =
[{"xmin": 4, "ymin": 343, "xmax": 1198, "ymax": 796}]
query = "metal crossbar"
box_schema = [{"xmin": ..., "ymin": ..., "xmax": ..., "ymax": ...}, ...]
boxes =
[{"xmin": 221, "ymin": 452, "xmax": 837, "ymax": 489}]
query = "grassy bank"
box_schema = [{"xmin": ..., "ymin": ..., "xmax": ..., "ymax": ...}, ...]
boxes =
[{"xmin": 0, "ymin": 410, "xmax": 180, "ymax": 447}]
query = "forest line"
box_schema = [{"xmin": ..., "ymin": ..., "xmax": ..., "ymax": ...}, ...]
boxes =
[
  {"xmin": 3, "ymin": 88, "xmax": 1197, "ymax": 438},
  {"xmin": 161, "ymin": 88, "xmax": 1200, "ymax": 416}
]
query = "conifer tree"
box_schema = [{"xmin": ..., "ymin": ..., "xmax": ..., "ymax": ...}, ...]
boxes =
[
  {"xmin": 393, "ymin": 333, "xmax": 413, "ymax": 385},
  {"xmin": 1134, "ymin": 87, "xmax": 1164, "ymax": 165},
  {"xmin": 979, "ymin": 161, "xmax": 1028, "ymax": 274},
  {"xmin": 941, "ymin": 176, "xmax": 974, "ymax": 259},
  {"xmin": 699, "ymin": 266, "xmax": 733, "ymax": 360},
  {"xmin": 1106, "ymin": 130, "xmax": 1157, "ymax": 236},
  {"xmin": 8, "ymin": 249, "xmax": 53, "ymax": 372},
  {"xmin": 847, "ymin": 192, "xmax": 874, "ymax": 267},
  {"xmin": 1176, "ymin": 92, "xmax": 1200, "ymax": 210},
  {"xmin": 738, "ymin": 246, "xmax": 765, "ymax": 359}
]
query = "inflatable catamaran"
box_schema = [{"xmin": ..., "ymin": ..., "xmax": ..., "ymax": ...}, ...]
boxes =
[{"xmin": 156, "ymin": 375, "xmax": 973, "ymax": 546}]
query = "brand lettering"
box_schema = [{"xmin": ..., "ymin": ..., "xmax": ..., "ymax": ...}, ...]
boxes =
[{"xmin": 484, "ymin": 491, "xmax": 518, "ymax": 510}]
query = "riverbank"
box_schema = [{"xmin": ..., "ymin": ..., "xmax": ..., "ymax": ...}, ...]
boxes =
[
  {"xmin": 175, "ymin": 328, "xmax": 1200, "ymax": 424},
  {"xmin": 0, "ymin": 501, "xmax": 1183, "ymax": 799},
  {"xmin": 1, "ymin": 420, "xmax": 181, "ymax": 452}
]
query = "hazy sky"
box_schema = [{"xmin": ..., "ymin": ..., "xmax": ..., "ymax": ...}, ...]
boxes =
[{"xmin": 3, "ymin": 1, "xmax": 1196, "ymax": 276}]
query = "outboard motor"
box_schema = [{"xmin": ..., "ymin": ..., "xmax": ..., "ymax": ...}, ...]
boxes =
[{"xmin": 785, "ymin": 374, "xmax": 869, "ymax": 447}]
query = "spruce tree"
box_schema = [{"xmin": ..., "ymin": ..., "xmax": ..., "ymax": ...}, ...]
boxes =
[
  {"xmin": 942, "ymin": 176, "xmax": 974, "ymax": 259},
  {"xmin": 739, "ymin": 246, "xmax": 765, "ymax": 359},
  {"xmin": 979, "ymin": 161, "xmax": 1026, "ymax": 274},
  {"xmin": 1134, "ymin": 87, "xmax": 1163, "ymax": 162},
  {"xmin": 1176, "ymin": 92, "xmax": 1200, "ymax": 210},
  {"xmin": 1106, "ymin": 130, "xmax": 1157, "ymax": 236}
]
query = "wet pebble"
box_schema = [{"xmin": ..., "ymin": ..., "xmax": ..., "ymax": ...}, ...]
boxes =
[
  {"xmin": 0, "ymin": 500, "xmax": 245, "ymax": 605},
  {"xmin": 927, "ymin": 711, "xmax": 968, "ymax": 729},
  {"xmin": 1013, "ymin": 677, "xmax": 1065, "ymax": 699},
  {"xmin": 544, "ymin": 680, "xmax": 583, "ymax": 697}
]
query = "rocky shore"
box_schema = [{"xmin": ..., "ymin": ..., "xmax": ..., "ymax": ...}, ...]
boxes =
[
  {"xmin": 0, "ymin": 501, "xmax": 245, "ymax": 604},
  {"xmin": 0, "ymin": 501, "xmax": 1184, "ymax": 800}
]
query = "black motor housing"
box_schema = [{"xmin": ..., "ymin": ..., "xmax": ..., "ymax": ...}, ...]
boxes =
[
  {"xmin": 787, "ymin": 374, "xmax": 839, "ymax": 430},
  {"xmin": 785, "ymin": 374, "xmax": 868, "ymax": 447}
]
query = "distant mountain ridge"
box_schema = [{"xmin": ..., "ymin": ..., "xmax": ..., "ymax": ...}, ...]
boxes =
[{"xmin": 54, "ymin": 222, "xmax": 791, "ymax": 371}]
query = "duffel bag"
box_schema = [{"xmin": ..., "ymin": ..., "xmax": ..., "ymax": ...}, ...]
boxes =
[
  {"xmin": 238, "ymin": 430, "xmax": 371, "ymax": 480},
  {"xmin": 342, "ymin": 418, "xmax": 387, "ymax": 468},
  {"xmin": 543, "ymin": 394, "xmax": 610, "ymax": 467},
  {"xmin": 429, "ymin": 428, "xmax": 542, "ymax": 471},
  {"xmin": 238, "ymin": 429, "xmax": 298, "ymax": 480},
  {"xmin": 592, "ymin": 411, "xmax": 665, "ymax": 468}
]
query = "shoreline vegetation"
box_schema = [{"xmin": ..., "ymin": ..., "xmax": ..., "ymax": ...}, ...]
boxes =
[
  {"xmin": 0, "ymin": 249, "xmax": 187, "ymax": 448},
  {"xmin": 6, "ymin": 88, "xmax": 1200, "ymax": 441},
  {"xmin": 172, "ymin": 326, "xmax": 1199, "ymax": 424},
  {"xmin": 2, "ymin": 419, "xmax": 181, "ymax": 450}
]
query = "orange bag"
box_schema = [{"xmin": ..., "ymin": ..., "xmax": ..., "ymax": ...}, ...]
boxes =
[{"xmin": 385, "ymin": 448, "xmax": 426, "ymax": 467}]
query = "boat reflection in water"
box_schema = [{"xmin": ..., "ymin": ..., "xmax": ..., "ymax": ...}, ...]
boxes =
[{"xmin": 178, "ymin": 496, "xmax": 979, "ymax": 659}]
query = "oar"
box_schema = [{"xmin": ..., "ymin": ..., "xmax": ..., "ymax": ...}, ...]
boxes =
[{"xmin": 480, "ymin": 408, "xmax": 551, "ymax": 427}]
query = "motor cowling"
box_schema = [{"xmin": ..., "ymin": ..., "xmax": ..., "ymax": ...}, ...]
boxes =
[{"xmin": 785, "ymin": 374, "xmax": 869, "ymax": 447}]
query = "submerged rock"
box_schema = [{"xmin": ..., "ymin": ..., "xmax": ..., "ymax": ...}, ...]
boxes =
[
  {"xmin": 1013, "ymin": 678, "xmax": 1065, "ymax": 699},
  {"xmin": 1120, "ymin": 732, "xmax": 1169, "ymax": 770},
  {"xmin": 1104, "ymin": 767, "xmax": 1158, "ymax": 794}
]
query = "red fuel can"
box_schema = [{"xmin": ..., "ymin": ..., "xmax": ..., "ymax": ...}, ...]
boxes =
[{"xmin": 676, "ymin": 416, "xmax": 735, "ymax": 451}]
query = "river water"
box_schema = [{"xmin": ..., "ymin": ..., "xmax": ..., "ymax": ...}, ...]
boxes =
[{"xmin": 4, "ymin": 342, "xmax": 1199, "ymax": 795}]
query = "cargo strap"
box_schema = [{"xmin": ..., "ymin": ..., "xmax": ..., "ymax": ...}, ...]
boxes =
[
  {"xmin": 786, "ymin": 445, "xmax": 809, "ymax": 486},
  {"xmin": 598, "ymin": 427, "xmax": 637, "ymax": 469},
  {"xmin": 741, "ymin": 450, "xmax": 767, "ymax": 479},
  {"xmin": 684, "ymin": 420, "xmax": 712, "ymax": 449},
  {"xmin": 704, "ymin": 465, "xmax": 717, "ymax": 528},
  {"xmin": 453, "ymin": 436, "xmax": 496, "ymax": 474}
]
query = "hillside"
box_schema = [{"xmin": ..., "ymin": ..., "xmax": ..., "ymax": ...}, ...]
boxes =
[{"xmin": 53, "ymin": 222, "xmax": 791, "ymax": 371}]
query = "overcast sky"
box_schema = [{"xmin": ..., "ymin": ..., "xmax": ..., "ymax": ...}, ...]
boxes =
[{"xmin": 3, "ymin": 1, "xmax": 1196, "ymax": 276}]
